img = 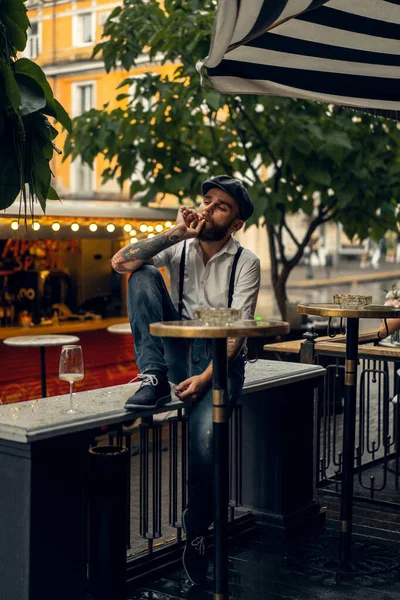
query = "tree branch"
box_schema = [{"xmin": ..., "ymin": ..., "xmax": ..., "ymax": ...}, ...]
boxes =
[
  {"xmin": 282, "ymin": 213, "xmax": 301, "ymax": 248},
  {"xmin": 267, "ymin": 224, "xmax": 279, "ymax": 285},
  {"xmin": 276, "ymin": 208, "xmax": 288, "ymax": 266},
  {"xmin": 321, "ymin": 210, "xmax": 338, "ymax": 223},
  {"xmin": 319, "ymin": 196, "xmax": 338, "ymax": 218},
  {"xmin": 287, "ymin": 214, "xmax": 324, "ymax": 271},
  {"xmin": 237, "ymin": 103, "xmax": 279, "ymax": 170}
]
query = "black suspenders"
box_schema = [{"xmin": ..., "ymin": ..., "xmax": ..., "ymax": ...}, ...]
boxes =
[
  {"xmin": 228, "ymin": 246, "xmax": 244, "ymax": 307},
  {"xmin": 178, "ymin": 240, "xmax": 186, "ymax": 319},
  {"xmin": 178, "ymin": 241, "xmax": 243, "ymax": 319}
]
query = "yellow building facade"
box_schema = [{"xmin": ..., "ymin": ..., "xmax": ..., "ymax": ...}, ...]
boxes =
[
  {"xmin": 22, "ymin": 1, "xmax": 271, "ymax": 267},
  {"xmin": 25, "ymin": 0, "xmax": 171, "ymax": 201}
]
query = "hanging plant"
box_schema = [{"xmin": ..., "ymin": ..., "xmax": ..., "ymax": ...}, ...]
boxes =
[{"xmin": 0, "ymin": 0, "xmax": 71, "ymax": 215}]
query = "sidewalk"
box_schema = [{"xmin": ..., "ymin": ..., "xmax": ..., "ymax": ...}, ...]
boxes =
[{"xmin": 261, "ymin": 259, "xmax": 400, "ymax": 290}]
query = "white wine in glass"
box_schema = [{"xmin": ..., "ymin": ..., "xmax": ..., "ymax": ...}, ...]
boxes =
[{"xmin": 59, "ymin": 345, "xmax": 84, "ymax": 414}]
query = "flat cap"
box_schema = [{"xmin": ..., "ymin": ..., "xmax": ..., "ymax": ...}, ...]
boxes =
[{"xmin": 201, "ymin": 175, "xmax": 254, "ymax": 221}]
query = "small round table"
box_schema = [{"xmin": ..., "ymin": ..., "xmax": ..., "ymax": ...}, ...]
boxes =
[
  {"xmin": 107, "ymin": 323, "xmax": 131, "ymax": 335},
  {"xmin": 298, "ymin": 303, "xmax": 400, "ymax": 567},
  {"xmin": 150, "ymin": 319, "xmax": 289, "ymax": 599},
  {"xmin": 3, "ymin": 334, "xmax": 80, "ymax": 398}
]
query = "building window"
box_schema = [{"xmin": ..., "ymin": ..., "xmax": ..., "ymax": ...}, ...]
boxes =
[
  {"xmin": 25, "ymin": 22, "xmax": 40, "ymax": 59},
  {"xmin": 73, "ymin": 12, "xmax": 95, "ymax": 47},
  {"xmin": 71, "ymin": 159, "xmax": 95, "ymax": 195},
  {"xmin": 71, "ymin": 82, "xmax": 95, "ymax": 117}
]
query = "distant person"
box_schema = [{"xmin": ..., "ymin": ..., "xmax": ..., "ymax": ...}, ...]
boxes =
[
  {"xmin": 396, "ymin": 230, "xmax": 400, "ymax": 264},
  {"xmin": 379, "ymin": 318, "xmax": 400, "ymax": 338},
  {"xmin": 360, "ymin": 238, "xmax": 381, "ymax": 270}
]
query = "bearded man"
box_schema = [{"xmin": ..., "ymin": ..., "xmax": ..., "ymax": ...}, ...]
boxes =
[{"xmin": 111, "ymin": 175, "xmax": 260, "ymax": 586}]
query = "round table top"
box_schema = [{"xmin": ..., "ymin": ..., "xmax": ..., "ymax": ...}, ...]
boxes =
[
  {"xmin": 3, "ymin": 334, "xmax": 80, "ymax": 347},
  {"xmin": 298, "ymin": 303, "xmax": 400, "ymax": 319},
  {"xmin": 107, "ymin": 323, "xmax": 131, "ymax": 335},
  {"xmin": 150, "ymin": 319, "xmax": 290, "ymax": 339}
]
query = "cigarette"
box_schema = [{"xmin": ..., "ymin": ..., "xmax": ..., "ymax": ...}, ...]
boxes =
[{"xmin": 189, "ymin": 215, "xmax": 205, "ymax": 228}]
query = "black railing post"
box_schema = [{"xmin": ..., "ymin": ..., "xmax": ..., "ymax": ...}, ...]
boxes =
[
  {"xmin": 339, "ymin": 317, "xmax": 359, "ymax": 567},
  {"xmin": 300, "ymin": 327, "xmax": 319, "ymax": 364},
  {"xmin": 212, "ymin": 338, "xmax": 229, "ymax": 599}
]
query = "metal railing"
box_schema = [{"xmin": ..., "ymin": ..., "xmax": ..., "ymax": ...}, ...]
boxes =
[
  {"xmin": 103, "ymin": 403, "xmax": 246, "ymax": 581},
  {"xmin": 306, "ymin": 332, "xmax": 400, "ymax": 507}
]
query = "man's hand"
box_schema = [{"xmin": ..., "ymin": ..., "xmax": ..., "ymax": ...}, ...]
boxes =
[
  {"xmin": 175, "ymin": 374, "xmax": 210, "ymax": 403},
  {"xmin": 175, "ymin": 207, "xmax": 206, "ymax": 240}
]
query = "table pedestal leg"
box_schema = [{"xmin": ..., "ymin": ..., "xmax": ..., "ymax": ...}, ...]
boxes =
[
  {"xmin": 339, "ymin": 317, "xmax": 359, "ymax": 567},
  {"xmin": 212, "ymin": 338, "xmax": 229, "ymax": 600},
  {"xmin": 40, "ymin": 346, "xmax": 47, "ymax": 398}
]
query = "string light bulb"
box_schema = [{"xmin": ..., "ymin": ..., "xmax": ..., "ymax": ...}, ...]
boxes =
[
  {"xmin": 106, "ymin": 223, "xmax": 115, "ymax": 233},
  {"xmin": 147, "ymin": 225, "xmax": 154, "ymax": 232},
  {"xmin": 32, "ymin": 222, "xmax": 40, "ymax": 231},
  {"xmin": 89, "ymin": 223, "xmax": 98, "ymax": 232},
  {"xmin": 129, "ymin": 229, "xmax": 137, "ymax": 237},
  {"xmin": 71, "ymin": 223, "xmax": 80, "ymax": 232},
  {"xmin": 155, "ymin": 224, "xmax": 164, "ymax": 232},
  {"xmin": 165, "ymin": 221, "xmax": 172, "ymax": 228},
  {"xmin": 130, "ymin": 237, "xmax": 138, "ymax": 244},
  {"xmin": 147, "ymin": 233, "xmax": 155, "ymax": 238},
  {"xmin": 123, "ymin": 224, "xmax": 132, "ymax": 232},
  {"xmin": 11, "ymin": 221, "xmax": 19, "ymax": 230},
  {"xmin": 52, "ymin": 222, "xmax": 61, "ymax": 231},
  {"xmin": 139, "ymin": 224, "xmax": 148, "ymax": 232}
]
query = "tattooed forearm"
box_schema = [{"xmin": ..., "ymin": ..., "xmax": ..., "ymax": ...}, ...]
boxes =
[{"xmin": 111, "ymin": 226, "xmax": 184, "ymax": 273}]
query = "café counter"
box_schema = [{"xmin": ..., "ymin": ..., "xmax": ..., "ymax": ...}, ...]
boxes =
[
  {"xmin": 0, "ymin": 316, "xmax": 128, "ymax": 340},
  {"xmin": 0, "ymin": 317, "xmax": 137, "ymax": 403}
]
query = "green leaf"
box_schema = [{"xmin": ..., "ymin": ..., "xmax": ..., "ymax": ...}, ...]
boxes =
[
  {"xmin": 53, "ymin": 99, "xmax": 72, "ymax": 133},
  {"xmin": 46, "ymin": 185, "xmax": 59, "ymax": 200},
  {"xmin": 204, "ymin": 90, "xmax": 221, "ymax": 111},
  {"xmin": 2, "ymin": 15, "xmax": 27, "ymax": 51},
  {"xmin": 14, "ymin": 58, "xmax": 57, "ymax": 113},
  {"xmin": 324, "ymin": 131, "xmax": 353, "ymax": 150},
  {"xmin": 16, "ymin": 74, "xmax": 46, "ymax": 116},
  {"xmin": 0, "ymin": 150, "xmax": 20, "ymax": 209},
  {"xmin": 0, "ymin": 58, "xmax": 21, "ymax": 114},
  {"xmin": 108, "ymin": 6, "xmax": 122, "ymax": 20},
  {"xmin": 305, "ymin": 167, "xmax": 331, "ymax": 186}
]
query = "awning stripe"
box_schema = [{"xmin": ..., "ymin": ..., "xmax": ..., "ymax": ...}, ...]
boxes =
[
  {"xmin": 200, "ymin": 0, "xmax": 400, "ymax": 118},
  {"xmin": 224, "ymin": 47, "xmax": 400, "ymax": 78},
  {"xmin": 298, "ymin": 6, "xmax": 400, "ymax": 38},
  {"xmin": 247, "ymin": 33, "xmax": 400, "ymax": 67},
  {"xmin": 209, "ymin": 60, "xmax": 400, "ymax": 102}
]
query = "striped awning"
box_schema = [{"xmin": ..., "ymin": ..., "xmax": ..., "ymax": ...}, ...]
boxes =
[{"xmin": 198, "ymin": 0, "xmax": 400, "ymax": 119}]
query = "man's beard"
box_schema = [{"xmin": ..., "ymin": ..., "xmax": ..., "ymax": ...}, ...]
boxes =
[{"xmin": 198, "ymin": 222, "xmax": 232, "ymax": 242}]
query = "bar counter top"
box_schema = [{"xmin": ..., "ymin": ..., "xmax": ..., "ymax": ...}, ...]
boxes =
[{"xmin": 0, "ymin": 316, "xmax": 129, "ymax": 340}]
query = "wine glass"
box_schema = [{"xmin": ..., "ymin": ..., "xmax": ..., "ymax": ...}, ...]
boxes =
[{"xmin": 59, "ymin": 345, "xmax": 84, "ymax": 414}]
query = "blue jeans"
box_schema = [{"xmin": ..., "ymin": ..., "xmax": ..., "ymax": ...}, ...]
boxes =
[{"xmin": 128, "ymin": 265, "xmax": 245, "ymax": 534}]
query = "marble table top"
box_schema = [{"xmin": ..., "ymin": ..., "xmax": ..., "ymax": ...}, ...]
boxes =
[
  {"xmin": 107, "ymin": 323, "xmax": 131, "ymax": 334},
  {"xmin": 0, "ymin": 360, "xmax": 325, "ymax": 444},
  {"xmin": 3, "ymin": 334, "xmax": 80, "ymax": 347}
]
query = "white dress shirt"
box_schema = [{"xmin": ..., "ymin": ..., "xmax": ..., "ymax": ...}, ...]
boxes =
[{"xmin": 153, "ymin": 235, "xmax": 260, "ymax": 320}]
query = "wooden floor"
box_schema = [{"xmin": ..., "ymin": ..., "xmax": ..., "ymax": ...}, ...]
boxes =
[{"xmin": 126, "ymin": 525, "xmax": 400, "ymax": 600}]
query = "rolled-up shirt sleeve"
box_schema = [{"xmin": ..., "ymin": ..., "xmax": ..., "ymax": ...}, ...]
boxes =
[
  {"xmin": 231, "ymin": 257, "xmax": 261, "ymax": 320},
  {"xmin": 152, "ymin": 246, "xmax": 173, "ymax": 269}
]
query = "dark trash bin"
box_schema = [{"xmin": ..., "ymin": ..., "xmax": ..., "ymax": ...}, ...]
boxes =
[{"xmin": 88, "ymin": 445, "xmax": 129, "ymax": 600}]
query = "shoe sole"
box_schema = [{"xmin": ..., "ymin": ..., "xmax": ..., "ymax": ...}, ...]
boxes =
[
  {"xmin": 124, "ymin": 393, "xmax": 172, "ymax": 411},
  {"xmin": 182, "ymin": 509, "xmax": 197, "ymax": 586},
  {"xmin": 182, "ymin": 509, "xmax": 205, "ymax": 587}
]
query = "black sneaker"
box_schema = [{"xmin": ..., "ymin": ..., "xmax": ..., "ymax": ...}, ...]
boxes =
[
  {"xmin": 182, "ymin": 509, "xmax": 208, "ymax": 586},
  {"xmin": 125, "ymin": 373, "xmax": 171, "ymax": 410}
]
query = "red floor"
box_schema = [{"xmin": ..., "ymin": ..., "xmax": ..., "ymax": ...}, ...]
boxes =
[{"xmin": 0, "ymin": 329, "xmax": 138, "ymax": 404}]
